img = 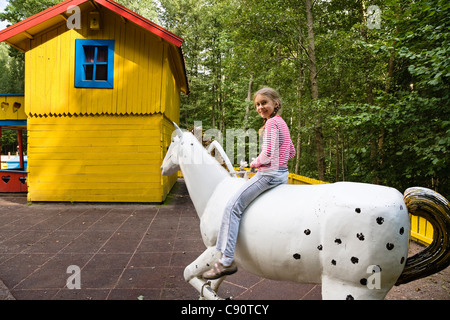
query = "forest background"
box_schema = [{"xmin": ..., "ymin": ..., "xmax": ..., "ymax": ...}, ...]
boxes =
[{"xmin": 0, "ymin": 0, "xmax": 449, "ymax": 198}]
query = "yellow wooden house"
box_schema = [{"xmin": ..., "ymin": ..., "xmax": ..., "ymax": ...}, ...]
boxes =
[{"xmin": 0, "ymin": 0, "xmax": 189, "ymax": 202}]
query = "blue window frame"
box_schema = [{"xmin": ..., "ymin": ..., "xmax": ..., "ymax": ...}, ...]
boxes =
[{"xmin": 75, "ymin": 39, "xmax": 115, "ymax": 88}]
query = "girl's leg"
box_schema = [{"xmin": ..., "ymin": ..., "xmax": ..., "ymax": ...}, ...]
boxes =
[
  {"xmin": 204, "ymin": 169, "xmax": 288, "ymax": 280},
  {"xmin": 216, "ymin": 172, "xmax": 276, "ymax": 263}
]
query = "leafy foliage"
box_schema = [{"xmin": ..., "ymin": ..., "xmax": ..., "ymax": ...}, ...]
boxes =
[{"xmin": 0, "ymin": 0, "xmax": 448, "ymax": 197}]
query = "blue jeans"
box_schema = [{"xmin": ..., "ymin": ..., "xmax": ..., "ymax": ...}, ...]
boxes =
[{"xmin": 216, "ymin": 168, "xmax": 289, "ymax": 260}]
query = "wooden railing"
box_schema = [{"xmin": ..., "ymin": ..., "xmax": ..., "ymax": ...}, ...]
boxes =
[{"xmin": 409, "ymin": 215, "xmax": 433, "ymax": 245}]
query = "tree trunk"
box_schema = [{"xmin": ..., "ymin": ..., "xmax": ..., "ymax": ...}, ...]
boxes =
[
  {"xmin": 244, "ymin": 74, "xmax": 253, "ymax": 129},
  {"xmin": 295, "ymin": 64, "xmax": 304, "ymax": 175},
  {"xmin": 305, "ymin": 0, "xmax": 325, "ymax": 181},
  {"xmin": 306, "ymin": 0, "xmax": 318, "ymax": 100}
]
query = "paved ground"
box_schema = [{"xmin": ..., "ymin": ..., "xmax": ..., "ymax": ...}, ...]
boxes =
[
  {"xmin": 0, "ymin": 179, "xmax": 448, "ymax": 300},
  {"xmin": 0, "ymin": 179, "xmax": 321, "ymax": 300}
]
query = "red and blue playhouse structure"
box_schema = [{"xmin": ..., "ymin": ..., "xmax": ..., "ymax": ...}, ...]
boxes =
[{"xmin": 0, "ymin": 94, "xmax": 27, "ymax": 193}]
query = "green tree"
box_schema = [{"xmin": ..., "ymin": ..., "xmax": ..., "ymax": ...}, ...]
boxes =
[{"xmin": 0, "ymin": 0, "xmax": 447, "ymax": 197}]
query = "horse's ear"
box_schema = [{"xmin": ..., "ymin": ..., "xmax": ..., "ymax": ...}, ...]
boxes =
[{"xmin": 173, "ymin": 122, "xmax": 183, "ymax": 138}]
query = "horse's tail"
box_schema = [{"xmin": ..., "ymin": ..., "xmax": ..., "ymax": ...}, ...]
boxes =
[{"xmin": 395, "ymin": 187, "xmax": 450, "ymax": 285}]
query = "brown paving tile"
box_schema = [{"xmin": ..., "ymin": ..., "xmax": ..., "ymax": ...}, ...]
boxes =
[
  {"xmin": 57, "ymin": 212, "xmax": 108, "ymax": 232},
  {"xmin": 30, "ymin": 212, "xmax": 84, "ymax": 231},
  {"xmin": 225, "ymin": 268, "xmax": 264, "ymax": 289},
  {"xmin": 302, "ymin": 284, "xmax": 322, "ymax": 300},
  {"xmin": 83, "ymin": 253, "xmax": 131, "ymax": 270},
  {"xmin": 43, "ymin": 253, "xmax": 93, "ymax": 270},
  {"xmin": 149, "ymin": 219, "xmax": 179, "ymax": 230},
  {"xmin": 107, "ymin": 288, "xmax": 161, "ymax": 300},
  {"xmin": 137, "ymin": 238, "xmax": 175, "ymax": 253},
  {"xmin": 0, "ymin": 253, "xmax": 15, "ymax": 264},
  {"xmin": 13, "ymin": 266, "xmax": 67, "ymax": 290},
  {"xmin": 144, "ymin": 228, "xmax": 177, "ymax": 240},
  {"xmin": 116, "ymin": 217, "xmax": 154, "ymax": 233},
  {"xmin": 128, "ymin": 252, "xmax": 172, "ymax": 268},
  {"xmin": 116, "ymin": 267, "xmax": 169, "ymax": 289},
  {"xmin": 89, "ymin": 213, "xmax": 129, "ymax": 231},
  {"xmin": 0, "ymin": 253, "xmax": 54, "ymax": 288},
  {"xmin": 60, "ymin": 230, "xmax": 113, "ymax": 254},
  {"xmin": 53, "ymin": 288, "xmax": 110, "ymax": 300},
  {"xmin": 0, "ymin": 231, "xmax": 50, "ymax": 253},
  {"xmin": 170, "ymin": 251, "xmax": 200, "ymax": 268},
  {"xmin": 99, "ymin": 237, "xmax": 143, "ymax": 254},
  {"xmin": 1, "ymin": 216, "xmax": 49, "ymax": 231},
  {"xmin": 0, "ymin": 193, "xmax": 28, "ymax": 206},
  {"xmin": 0, "ymin": 179, "xmax": 327, "ymax": 300},
  {"xmin": 173, "ymin": 238, "xmax": 205, "ymax": 252},
  {"xmin": 236, "ymin": 279, "xmax": 318, "ymax": 300},
  {"xmin": 217, "ymin": 281, "xmax": 248, "ymax": 299},
  {"xmin": 11, "ymin": 289, "xmax": 60, "ymax": 300},
  {"xmin": 176, "ymin": 227, "xmax": 201, "ymax": 240},
  {"xmin": 24, "ymin": 231, "xmax": 83, "ymax": 254},
  {"xmin": 80, "ymin": 268, "xmax": 123, "ymax": 289}
]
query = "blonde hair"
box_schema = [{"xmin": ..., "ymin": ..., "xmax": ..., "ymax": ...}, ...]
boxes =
[{"xmin": 253, "ymin": 87, "xmax": 282, "ymax": 134}]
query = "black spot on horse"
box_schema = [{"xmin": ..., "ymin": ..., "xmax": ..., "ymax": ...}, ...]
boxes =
[
  {"xmin": 346, "ymin": 295, "xmax": 354, "ymax": 300},
  {"xmin": 334, "ymin": 238, "xmax": 342, "ymax": 244},
  {"xmin": 304, "ymin": 229, "xmax": 311, "ymax": 235},
  {"xmin": 399, "ymin": 227, "xmax": 404, "ymax": 235},
  {"xmin": 317, "ymin": 245, "xmax": 323, "ymax": 251},
  {"xmin": 360, "ymin": 278, "xmax": 367, "ymax": 286},
  {"xmin": 386, "ymin": 243, "xmax": 394, "ymax": 250},
  {"xmin": 355, "ymin": 208, "xmax": 361, "ymax": 213},
  {"xmin": 293, "ymin": 253, "xmax": 301, "ymax": 260},
  {"xmin": 331, "ymin": 259, "xmax": 337, "ymax": 265},
  {"xmin": 351, "ymin": 257, "xmax": 359, "ymax": 264},
  {"xmin": 400, "ymin": 257, "xmax": 405, "ymax": 264},
  {"xmin": 376, "ymin": 217, "xmax": 384, "ymax": 225},
  {"xmin": 356, "ymin": 233, "xmax": 365, "ymax": 241}
]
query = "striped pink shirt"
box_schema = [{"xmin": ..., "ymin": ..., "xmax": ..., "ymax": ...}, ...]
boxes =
[{"xmin": 251, "ymin": 115, "xmax": 296, "ymax": 172}]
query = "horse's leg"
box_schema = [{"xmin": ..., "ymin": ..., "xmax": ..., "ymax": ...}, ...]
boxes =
[
  {"xmin": 184, "ymin": 246, "xmax": 226, "ymax": 300},
  {"xmin": 184, "ymin": 246, "xmax": 221, "ymax": 281},
  {"xmin": 321, "ymin": 275, "xmax": 390, "ymax": 300}
]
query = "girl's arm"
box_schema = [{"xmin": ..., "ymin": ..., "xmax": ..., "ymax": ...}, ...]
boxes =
[{"xmin": 289, "ymin": 139, "xmax": 296, "ymax": 159}]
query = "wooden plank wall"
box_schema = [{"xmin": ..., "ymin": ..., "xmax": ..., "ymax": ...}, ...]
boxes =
[
  {"xmin": 27, "ymin": 114, "xmax": 171, "ymax": 202},
  {"xmin": 0, "ymin": 95, "xmax": 26, "ymax": 120},
  {"xmin": 161, "ymin": 117, "xmax": 178, "ymax": 198},
  {"xmin": 410, "ymin": 215, "xmax": 433, "ymax": 245}
]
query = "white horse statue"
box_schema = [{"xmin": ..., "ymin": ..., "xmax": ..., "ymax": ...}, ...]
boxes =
[{"xmin": 161, "ymin": 124, "xmax": 450, "ymax": 300}]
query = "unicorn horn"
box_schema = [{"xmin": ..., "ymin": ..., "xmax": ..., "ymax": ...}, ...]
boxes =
[{"xmin": 173, "ymin": 122, "xmax": 183, "ymax": 137}]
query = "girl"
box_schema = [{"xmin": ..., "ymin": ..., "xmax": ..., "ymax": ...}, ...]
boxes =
[{"xmin": 203, "ymin": 87, "xmax": 296, "ymax": 280}]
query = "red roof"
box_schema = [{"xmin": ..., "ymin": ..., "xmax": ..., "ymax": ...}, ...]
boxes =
[
  {"xmin": 0, "ymin": 0, "xmax": 184, "ymax": 47},
  {"xmin": 0, "ymin": 0, "xmax": 189, "ymax": 95}
]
